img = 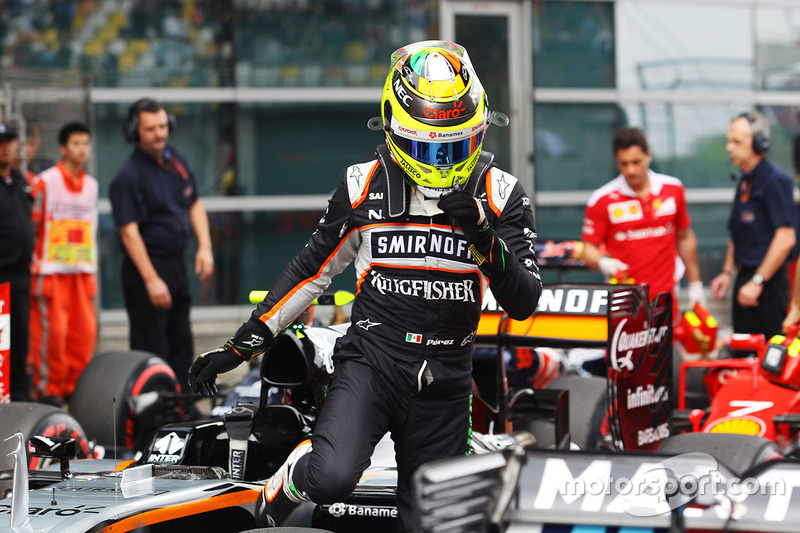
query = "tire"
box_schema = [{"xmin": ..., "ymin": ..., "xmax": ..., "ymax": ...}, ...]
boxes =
[
  {"xmin": 69, "ymin": 350, "xmax": 180, "ymax": 453},
  {"xmin": 0, "ymin": 402, "xmax": 93, "ymax": 470},
  {"xmin": 658, "ymin": 432, "xmax": 780, "ymax": 475},
  {"xmin": 523, "ymin": 375, "xmax": 608, "ymax": 450}
]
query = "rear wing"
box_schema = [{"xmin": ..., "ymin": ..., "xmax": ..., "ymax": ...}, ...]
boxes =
[{"xmin": 477, "ymin": 283, "xmax": 673, "ymax": 452}]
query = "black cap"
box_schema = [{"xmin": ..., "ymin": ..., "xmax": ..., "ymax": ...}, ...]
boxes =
[{"xmin": 0, "ymin": 122, "xmax": 18, "ymax": 140}]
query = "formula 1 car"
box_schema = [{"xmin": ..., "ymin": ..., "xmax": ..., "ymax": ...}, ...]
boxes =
[
  {"xmin": 412, "ymin": 285, "xmax": 800, "ymax": 533},
  {"xmin": 1, "ymin": 282, "xmax": 678, "ymax": 533},
  {"xmin": 674, "ymin": 324, "xmax": 800, "ymax": 456},
  {"xmin": 15, "ymin": 262, "xmax": 786, "ymax": 533}
]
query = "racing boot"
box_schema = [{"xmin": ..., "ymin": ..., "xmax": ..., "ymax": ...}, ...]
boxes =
[{"xmin": 255, "ymin": 439, "xmax": 312, "ymax": 527}]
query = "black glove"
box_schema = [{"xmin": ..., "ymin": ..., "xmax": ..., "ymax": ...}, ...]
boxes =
[
  {"xmin": 438, "ymin": 191, "xmax": 490, "ymax": 245},
  {"xmin": 438, "ymin": 191, "xmax": 510, "ymax": 279},
  {"xmin": 188, "ymin": 319, "xmax": 275, "ymax": 397}
]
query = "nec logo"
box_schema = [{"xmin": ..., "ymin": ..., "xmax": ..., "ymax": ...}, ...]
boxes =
[
  {"xmin": 393, "ymin": 77, "xmax": 413, "ymax": 106},
  {"xmin": 368, "ymin": 192, "xmax": 384, "ymax": 200},
  {"xmin": 368, "ymin": 209, "xmax": 383, "ymax": 220}
]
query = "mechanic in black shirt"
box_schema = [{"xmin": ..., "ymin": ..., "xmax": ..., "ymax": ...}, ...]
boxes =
[
  {"xmin": 0, "ymin": 122, "xmax": 34, "ymax": 401},
  {"xmin": 187, "ymin": 41, "xmax": 542, "ymax": 531},
  {"xmin": 109, "ymin": 99, "xmax": 214, "ymax": 390},
  {"xmin": 711, "ymin": 111, "xmax": 797, "ymax": 338}
]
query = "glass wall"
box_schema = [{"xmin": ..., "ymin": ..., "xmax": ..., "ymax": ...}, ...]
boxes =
[
  {"xmin": 98, "ymin": 209, "xmax": 354, "ymax": 310},
  {"xmin": 533, "ymin": 1, "xmax": 615, "ymax": 89},
  {"xmin": 4, "ymin": 0, "xmax": 800, "ymax": 309},
  {"xmin": 236, "ymin": 103, "xmax": 386, "ymax": 196},
  {"xmin": 757, "ymin": 6, "xmax": 800, "ymax": 91},
  {"xmin": 532, "ymin": 0, "xmax": 800, "ymax": 286},
  {"xmin": 615, "ymin": 2, "xmax": 752, "ymax": 91}
]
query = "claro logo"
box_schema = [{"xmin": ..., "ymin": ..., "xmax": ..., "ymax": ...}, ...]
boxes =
[{"xmin": 424, "ymin": 100, "xmax": 465, "ymax": 120}]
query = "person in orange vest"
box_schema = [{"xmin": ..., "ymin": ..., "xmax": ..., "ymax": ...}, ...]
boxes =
[{"xmin": 28, "ymin": 122, "xmax": 98, "ymax": 406}]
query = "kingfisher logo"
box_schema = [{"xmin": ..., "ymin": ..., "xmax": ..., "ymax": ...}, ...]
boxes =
[{"xmin": 371, "ymin": 272, "xmax": 476, "ymax": 302}]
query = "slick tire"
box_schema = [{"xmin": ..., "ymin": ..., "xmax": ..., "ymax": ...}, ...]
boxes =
[
  {"xmin": 69, "ymin": 350, "xmax": 180, "ymax": 454},
  {"xmin": 0, "ymin": 402, "xmax": 93, "ymax": 470},
  {"xmin": 658, "ymin": 432, "xmax": 780, "ymax": 475},
  {"xmin": 523, "ymin": 375, "xmax": 608, "ymax": 450}
]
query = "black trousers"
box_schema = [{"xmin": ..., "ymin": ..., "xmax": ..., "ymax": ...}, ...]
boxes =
[
  {"xmin": 121, "ymin": 254, "xmax": 193, "ymax": 391},
  {"xmin": 1, "ymin": 272, "xmax": 31, "ymax": 401},
  {"xmin": 733, "ymin": 265, "xmax": 789, "ymax": 339},
  {"xmin": 293, "ymin": 353, "xmax": 472, "ymax": 533}
]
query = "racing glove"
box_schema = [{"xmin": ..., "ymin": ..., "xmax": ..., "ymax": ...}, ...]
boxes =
[
  {"xmin": 188, "ymin": 319, "xmax": 275, "ymax": 397},
  {"xmin": 598, "ymin": 256, "xmax": 629, "ymax": 278},
  {"xmin": 438, "ymin": 191, "xmax": 510, "ymax": 279},
  {"xmin": 687, "ymin": 280, "xmax": 706, "ymax": 307}
]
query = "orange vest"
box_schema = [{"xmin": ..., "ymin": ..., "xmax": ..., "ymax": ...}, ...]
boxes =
[{"xmin": 31, "ymin": 163, "xmax": 98, "ymax": 275}]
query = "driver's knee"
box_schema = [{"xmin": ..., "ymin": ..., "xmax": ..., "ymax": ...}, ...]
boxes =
[{"xmin": 303, "ymin": 461, "xmax": 361, "ymax": 503}]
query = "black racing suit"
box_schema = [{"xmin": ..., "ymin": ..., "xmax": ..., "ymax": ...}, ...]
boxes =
[
  {"xmin": 251, "ymin": 148, "xmax": 541, "ymax": 531},
  {"xmin": 0, "ymin": 168, "xmax": 33, "ymax": 401}
]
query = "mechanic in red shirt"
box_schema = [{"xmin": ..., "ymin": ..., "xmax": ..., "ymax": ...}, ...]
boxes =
[{"xmin": 581, "ymin": 127, "xmax": 704, "ymax": 318}]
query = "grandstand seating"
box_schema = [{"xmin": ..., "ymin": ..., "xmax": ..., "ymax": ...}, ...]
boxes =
[{"xmin": 1, "ymin": 0, "xmax": 408, "ymax": 89}]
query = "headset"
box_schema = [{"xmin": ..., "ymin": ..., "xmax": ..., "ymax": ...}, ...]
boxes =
[
  {"xmin": 738, "ymin": 111, "xmax": 771, "ymax": 155},
  {"xmin": 123, "ymin": 98, "xmax": 176, "ymax": 143}
]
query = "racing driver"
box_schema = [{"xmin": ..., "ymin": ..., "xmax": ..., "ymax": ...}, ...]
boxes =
[{"xmin": 188, "ymin": 41, "xmax": 542, "ymax": 531}]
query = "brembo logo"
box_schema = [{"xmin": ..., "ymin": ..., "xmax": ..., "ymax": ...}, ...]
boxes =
[{"xmin": 398, "ymin": 125, "xmax": 417, "ymax": 136}]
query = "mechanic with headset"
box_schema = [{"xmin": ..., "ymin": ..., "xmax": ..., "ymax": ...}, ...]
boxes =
[
  {"xmin": 187, "ymin": 41, "xmax": 542, "ymax": 531},
  {"xmin": 581, "ymin": 126, "xmax": 704, "ymax": 321},
  {"xmin": 711, "ymin": 110, "xmax": 797, "ymax": 339},
  {"xmin": 109, "ymin": 98, "xmax": 214, "ymax": 390}
]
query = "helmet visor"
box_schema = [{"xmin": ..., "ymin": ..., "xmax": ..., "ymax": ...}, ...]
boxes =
[{"xmin": 390, "ymin": 130, "xmax": 484, "ymax": 168}]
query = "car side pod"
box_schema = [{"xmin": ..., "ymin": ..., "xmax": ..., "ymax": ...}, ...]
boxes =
[{"xmin": 4, "ymin": 433, "xmax": 30, "ymax": 530}]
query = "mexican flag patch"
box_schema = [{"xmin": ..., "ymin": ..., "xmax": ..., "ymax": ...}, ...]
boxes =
[{"xmin": 405, "ymin": 333, "xmax": 422, "ymax": 344}]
